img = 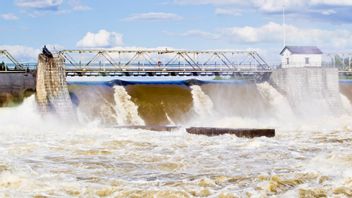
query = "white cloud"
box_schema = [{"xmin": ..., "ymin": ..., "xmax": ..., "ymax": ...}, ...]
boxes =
[
  {"xmin": 172, "ymin": 22, "xmax": 352, "ymax": 50},
  {"xmin": 125, "ymin": 12, "xmax": 183, "ymax": 21},
  {"xmin": 310, "ymin": 0, "xmax": 352, "ymax": 6},
  {"xmin": 215, "ymin": 8, "xmax": 242, "ymax": 16},
  {"xmin": 174, "ymin": 0, "xmax": 243, "ymax": 5},
  {"xmin": 167, "ymin": 30, "xmax": 220, "ymax": 40},
  {"xmin": 76, "ymin": 30, "xmax": 124, "ymax": 48},
  {"xmin": 174, "ymin": 0, "xmax": 352, "ymax": 12},
  {"xmin": 16, "ymin": 0, "xmax": 64, "ymax": 10},
  {"xmin": 1, "ymin": 13, "xmax": 19, "ymax": 20},
  {"xmin": 16, "ymin": 0, "xmax": 90, "ymax": 16},
  {"xmin": 226, "ymin": 22, "xmax": 352, "ymax": 49},
  {"xmin": 0, "ymin": 45, "xmax": 40, "ymax": 62},
  {"xmin": 68, "ymin": 0, "xmax": 91, "ymax": 11},
  {"xmin": 221, "ymin": 22, "xmax": 283, "ymax": 43}
]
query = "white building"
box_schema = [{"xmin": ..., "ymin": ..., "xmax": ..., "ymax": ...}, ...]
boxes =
[{"xmin": 280, "ymin": 46, "xmax": 323, "ymax": 68}]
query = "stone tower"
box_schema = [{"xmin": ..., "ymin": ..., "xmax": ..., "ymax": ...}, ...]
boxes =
[{"xmin": 35, "ymin": 53, "xmax": 76, "ymax": 121}]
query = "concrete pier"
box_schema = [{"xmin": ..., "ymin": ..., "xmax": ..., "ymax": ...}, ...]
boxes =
[
  {"xmin": 186, "ymin": 127, "xmax": 275, "ymax": 138},
  {"xmin": 35, "ymin": 54, "xmax": 76, "ymax": 120}
]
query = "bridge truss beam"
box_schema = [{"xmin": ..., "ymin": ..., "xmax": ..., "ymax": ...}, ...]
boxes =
[
  {"xmin": 0, "ymin": 50, "xmax": 25, "ymax": 70},
  {"xmin": 59, "ymin": 49, "xmax": 271, "ymax": 75},
  {"xmin": 325, "ymin": 53, "xmax": 352, "ymax": 71}
]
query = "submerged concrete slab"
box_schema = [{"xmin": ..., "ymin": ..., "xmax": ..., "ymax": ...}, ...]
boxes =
[
  {"xmin": 114, "ymin": 125, "xmax": 180, "ymax": 132},
  {"xmin": 186, "ymin": 127, "xmax": 275, "ymax": 138}
]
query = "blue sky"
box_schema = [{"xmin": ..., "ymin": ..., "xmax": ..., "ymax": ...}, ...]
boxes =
[{"xmin": 1, "ymin": 0, "xmax": 352, "ymax": 63}]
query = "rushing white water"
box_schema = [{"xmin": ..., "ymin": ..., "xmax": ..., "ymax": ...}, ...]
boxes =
[
  {"xmin": 113, "ymin": 86, "xmax": 145, "ymax": 125},
  {"xmin": 257, "ymin": 82, "xmax": 295, "ymax": 121},
  {"xmin": 1, "ymin": 97, "xmax": 352, "ymax": 197},
  {"xmin": 190, "ymin": 85, "xmax": 214, "ymax": 117},
  {"xmin": 206, "ymin": 82, "xmax": 352, "ymax": 132},
  {"xmin": 1, "ymin": 84, "xmax": 352, "ymax": 197},
  {"xmin": 340, "ymin": 94, "xmax": 352, "ymax": 115}
]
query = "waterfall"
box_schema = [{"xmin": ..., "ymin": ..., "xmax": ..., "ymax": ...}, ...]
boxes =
[
  {"xmin": 165, "ymin": 112, "xmax": 175, "ymax": 126},
  {"xmin": 340, "ymin": 94, "xmax": 352, "ymax": 115},
  {"xmin": 257, "ymin": 82, "xmax": 295, "ymax": 120},
  {"xmin": 113, "ymin": 86, "xmax": 145, "ymax": 126},
  {"xmin": 190, "ymin": 85, "xmax": 214, "ymax": 117},
  {"xmin": 35, "ymin": 54, "xmax": 76, "ymax": 122}
]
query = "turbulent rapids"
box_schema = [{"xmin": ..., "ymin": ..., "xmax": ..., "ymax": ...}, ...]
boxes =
[
  {"xmin": 1, "ymin": 66, "xmax": 352, "ymax": 197},
  {"xmin": 113, "ymin": 86, "xmax": 144, "ymax": 126}
]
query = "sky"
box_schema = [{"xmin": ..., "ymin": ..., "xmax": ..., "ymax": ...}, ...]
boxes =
[{"xmin": 1, "ymin": 0, "xmax": 352, "ymax": 63}]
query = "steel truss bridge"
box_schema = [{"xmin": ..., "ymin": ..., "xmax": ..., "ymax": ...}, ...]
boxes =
[
  {"xmin": 3, "ymin": 48, "xmax": 352, "ymax": 77},
  {"xmin": 325, "ymin": 52, "xmax": 352, "ymax": 71},
  {"xmin": 0, "ymin": 50, "xmax": 25, "ymax": 71},
  {"xmin": 59, "ymin": 49, "xmax": 271, "ymax": 77}
]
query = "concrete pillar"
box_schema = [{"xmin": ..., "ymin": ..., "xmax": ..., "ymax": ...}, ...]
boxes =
[{"xmin": 35, "ymin": 54, "xmax": 76, "ymax": 122}]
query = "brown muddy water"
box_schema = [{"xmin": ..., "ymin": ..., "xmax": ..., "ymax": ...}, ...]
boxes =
[{"xmin": 0, "ymin": 83, "xmax": 352, "ymax": 197}]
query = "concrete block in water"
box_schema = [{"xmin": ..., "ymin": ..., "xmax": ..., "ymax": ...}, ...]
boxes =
[
  {"xmin": 114, "ymin": 125, "xmax": 179, "ymax": 132},
  {"xmin": 186, "ymin": 127, "xmax": 275, "ymax": 138}
]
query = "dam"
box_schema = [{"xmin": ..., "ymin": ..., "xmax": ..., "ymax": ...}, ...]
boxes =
[
  {"xmin": 0, "ymin": 47, "xmax": 350, "ymax": 128},
  {"xmin": 1, "ymin": 47, "xmax": 352, "ymax": 197},
  {"xmin": 3, "ymin": 0, "xmax": 352, "ymax": 195}
]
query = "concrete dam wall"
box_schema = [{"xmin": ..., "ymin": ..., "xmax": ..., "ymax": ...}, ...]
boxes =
[
  {"xmin": 269, "ymin": 68, "xmax": 345, "ymax": 118},
  {"xmin": 35, "ymin": 54, "xmax": 75, "ymax": 121},
  {"xmin": 0, "ymin": 72, "xmax": 35, "ymax": 106}
]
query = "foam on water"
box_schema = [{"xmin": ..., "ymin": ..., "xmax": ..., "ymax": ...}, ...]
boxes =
[
  {"xmin": 1, "ymin": 109, "xmax": 352, "ymax": 197},
  {"xmin": 257, "ymin": 82, "xmax": 295, "ymax": 121},
  {"xmin": 113, "ymin": 85, "xmax": 144, "ymax": 125},
  {"xmin": 190, "ymin": 85, "xmax": 214, "ymax": 117},
  {"xmin": 1, "ymin": 80, "xmax": 352, "ymax": 196},
  {"xmin": 200, "ymin": 82, "xmax": 352, "ymax": 132},
  {"xmin": 341, "ymin": 93, "xmax": 352, "ymax": 115}
]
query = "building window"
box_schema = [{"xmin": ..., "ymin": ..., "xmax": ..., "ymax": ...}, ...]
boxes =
[
  {"xmin": 305, "ymin": 57, "xmax": 310, "ymax": 64},
  {"xmin": 286, "ymin": 58, "xmax": 289, "ymax": 65}
]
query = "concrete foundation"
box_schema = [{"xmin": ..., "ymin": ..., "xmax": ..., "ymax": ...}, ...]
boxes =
[
  {"xmin": 186, "ymin": 127, "xmax": 275, "ymax": 138},
  {"xmin": 269, "ymin": 67, "xmax": 344, "ymax": 116}
]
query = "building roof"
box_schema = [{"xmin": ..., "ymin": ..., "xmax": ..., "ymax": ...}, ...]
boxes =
[{"xmin": 280, "ymin": 46, "xmax": 323, "ymax": 55}]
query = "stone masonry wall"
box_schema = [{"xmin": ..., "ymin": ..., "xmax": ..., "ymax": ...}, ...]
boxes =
[{"xmin": 35, "ymin": 54, "xmax": 76, "ymax": 121}]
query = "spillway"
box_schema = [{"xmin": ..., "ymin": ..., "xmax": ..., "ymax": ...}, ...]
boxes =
[
  {"xmin": 64, "ymin": 73, "xmax": 352, "ymax": 131},
  {"xmin": 113, "ymin": 85, "xmax": 144, "ymax": 126},
  {"xmin": 190, "ymin": 85, "xmax": 214, "ymax": 117},
  {"xmin": 1, "ymin": 71, "xmax": 352, "ymax": 196}
]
